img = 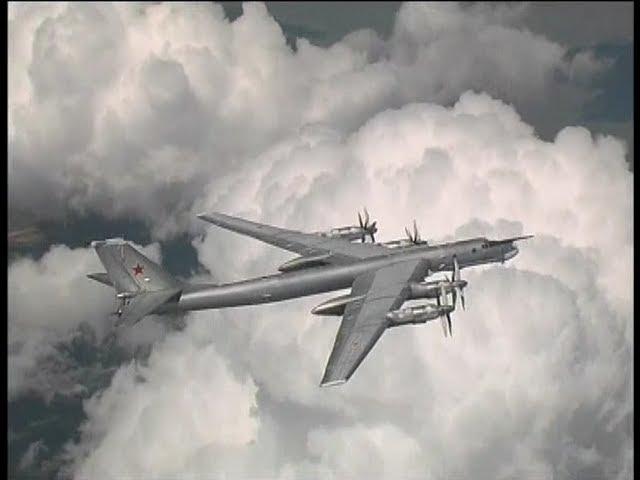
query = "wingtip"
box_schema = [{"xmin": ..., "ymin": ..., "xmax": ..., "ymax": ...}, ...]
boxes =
[{"xmin": 320, "ymin": 379, "xmax": 347, "ymax": 388}]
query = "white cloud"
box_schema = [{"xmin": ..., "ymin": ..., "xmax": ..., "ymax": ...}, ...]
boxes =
[
  {"xmin": 8, "ymin": 2, "xmax": 617, "ymax": 236},
  {"xmin": 285, "ymin": 424, "xmax": 424, "ymax": 479},
  {"xmin": 64, "ymin": 320, "xmax": 258, "ymax": 480},
  {"xmin": 66, "ymin": 91, "xmax": 632, "ymax": 479},
  {"xmin": 8, "ymin": 242, "xmax": 162, "ymax": 399},
  {"xmin": 8, "ymin": 2, "xmax": 632, "ymax": 479},
  {"xmin": 194, "ymin": 91, "xmax": 631, "ymax": 309}
]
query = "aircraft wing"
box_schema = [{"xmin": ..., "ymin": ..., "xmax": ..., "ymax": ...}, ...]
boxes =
[
  {"xmin": 320, "ymin": 258, "xmax": 430, "ymax": 386},
  {"xmin": 197, "ymin": 212, "xmax": 390, "ymax": 263}
]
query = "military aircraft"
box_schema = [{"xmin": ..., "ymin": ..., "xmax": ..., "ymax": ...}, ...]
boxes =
[{"xmin": 88, "ymin": 210, "xmax": 531, "ymax": 386}]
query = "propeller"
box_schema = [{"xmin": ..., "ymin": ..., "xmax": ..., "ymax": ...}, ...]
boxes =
[
  {"xmin": 358, "ymin": 208, "xmax": 377, "ymax": 242},
  {"xmin": 445, "ymin": 274, "xmax": 457, "ymax": 311},
  {"xmin": 404, "ymin": 220, "xmax": 422, "ymax": 244},
  {"xmin": 435, "ymin": 293, "xmax": 448, "ymax": 337},
  {"xmin": 436, "ymin": 283, "xmax": 453, "ymax": 337},
  {"xmin": 434, "ymin": 260, "xmax": 468, "ymax": 339},
  {"xmin": 441, "ymin": 283, "xmax": 452, "ymax": 337},
  {"xmin": 453, "ymin": 256, "xmax": 466, "ymax": 310}
]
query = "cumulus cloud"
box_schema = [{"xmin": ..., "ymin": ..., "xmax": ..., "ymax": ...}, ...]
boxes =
[
  {"xmin": 8, "ymin": 242, "xmax": 163, "ymax": 399},
  {"xmin": 65, "ymin": 91, "xmax": 632, "ymax": 479},
  {"xmin": 63, "ymin": 320, "xmax": 258, "ymax": 479},
  {"xmin": 194, "ymin": 91, "xmax": 631, "ymax": 310},
  {"xmin": 8, "ymin": 2, "xmax": 632, "ymax": 479},
  {"xmin": 8, "ymin": 2, "xmax": 618, "ymax": 237},
  {"xmin": 285, "ymin": 424, "xmax": 424, "ymax": 479}
]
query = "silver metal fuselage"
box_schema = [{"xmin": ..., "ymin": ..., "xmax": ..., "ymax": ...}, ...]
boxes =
[{"xmin": 166, "ymin": 238, "xmax": 518, "ymax": 313}]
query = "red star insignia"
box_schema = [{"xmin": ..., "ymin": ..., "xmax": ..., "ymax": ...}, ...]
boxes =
[{"xmin": 132, "ymin": 263, "xmax": 144, "ymax": 276}]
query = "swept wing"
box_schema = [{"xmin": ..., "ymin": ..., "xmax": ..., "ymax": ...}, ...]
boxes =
[
  {"xmin": 321, "ymin": 258, "xmax": 430, "ymax": 386},
  {"xmin": 197, "ymin": 212, "xmax": 389, "ymax": 264}
]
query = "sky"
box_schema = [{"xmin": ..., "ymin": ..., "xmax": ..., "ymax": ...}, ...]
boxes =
[{"xmin": 7, "ymin": 2, "xmax": 633, "ymax": 479}]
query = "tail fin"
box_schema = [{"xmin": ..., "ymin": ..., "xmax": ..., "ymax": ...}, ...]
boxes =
[
  {"xmin": 89, "ymin": 239, "xmax": 180, "ymax": 293},
  {"xmin": 88, "ymin": 239, "xmax": 183, "ymax": 327}
]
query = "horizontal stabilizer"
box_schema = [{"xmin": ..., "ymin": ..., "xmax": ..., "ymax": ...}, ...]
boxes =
[
  {"xmin": 89, "ymin": 238, "xmax": 185, "ymax": 328},
  {"xmin": 87, "ymin": 272, "xmax": 113, "ymax": 287},
  {"xmin": 117, "ymin": 288, "xmax": 182, "ymax": 327}
]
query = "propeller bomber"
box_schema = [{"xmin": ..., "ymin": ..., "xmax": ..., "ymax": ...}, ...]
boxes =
[{"xmin": 88, "ymin": 211, "xmax": 532, "ymax": 386}]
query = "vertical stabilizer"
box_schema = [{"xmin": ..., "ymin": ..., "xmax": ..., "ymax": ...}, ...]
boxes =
[
  {"xmin": 90, "ymin": 239, "xmax": 180, "ymax": 293},
  {"xmin": 88, "ymin": 239, "xmax": 183, "ymax": 326}
]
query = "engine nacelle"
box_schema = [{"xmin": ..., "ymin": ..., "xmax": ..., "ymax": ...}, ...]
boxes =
[
  {"xmin": 278, "ymin": 253, "xmax": 332, "ymax": 272},
  {"xmin": 315, "ymin": 226, "xmax": 367, "ymax": 242},
  {"xmin": 408, "ymin": 281, "xmax": 440, "ymax": 299},
  {"xmin": 311, "ymin": 294, "xmax": 365, "ymax": 316},
  {"xmin": 386, "ymin": 303, "xmax": 453, "ymax": 326},
  {"xmin": 381, "ymin": 239, "xmax": 429, "ymax": 249},
  {"xmin": 380, "ymin": 239, "xmax": 415, "ymax": 249},
  {"xmin": 408, "ymin": 279, "xmax": 468, "ymax": 300}
]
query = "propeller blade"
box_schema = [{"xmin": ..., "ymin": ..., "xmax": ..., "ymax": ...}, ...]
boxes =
[
  {"xmin": 453, "ymin": 255, "xmax": 460, "ymax": 282},
  {"xmin": 413, "ymin": 220, "xmax": 419, "ymax": 243},
  {"xmin": 358, "ymin": 212, "xmax": 364, "ymax": 228},
  {"xmin": 446, "ymin": 312, "xmax": 452, "ymax": 337},
  {"xmin": 445, "ymin": 274, "xmax": 456, "ymax": 307},
  {"xmin": 363, "ymin": 207, "xmax": 370, "ymax": 227},
  {"xmin": 452, "ymin": 256, "xmax": 465, "ymax": 309},
  {"xmin": 440, "ymin": 283, "xmax": 447, "ymax": 306},
  {"xmin": 370, "ymin": 232, "xmax": 375, "ymax": 243},
  {"xmin": 440, "ymin": 315, "xmax": 448, "ymax": 337},
  {"xmin": 405, "ymin": 226, "xmax": 413, "ymax": 242}
]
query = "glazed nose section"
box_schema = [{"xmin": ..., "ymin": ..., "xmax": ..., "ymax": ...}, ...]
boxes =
[{"xmin": 503, "ymin": 244, "xmax": 519, "ymax": 261}]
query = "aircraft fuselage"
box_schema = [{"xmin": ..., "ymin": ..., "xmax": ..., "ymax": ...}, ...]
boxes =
[{"xmin": 167, "ymin": 237, "xmax": 518, "ymax": 313}]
